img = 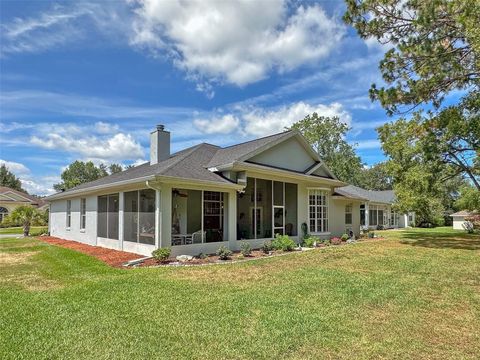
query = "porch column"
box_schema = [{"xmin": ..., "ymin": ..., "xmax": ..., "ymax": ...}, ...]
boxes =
[
  {"xmin": 227, "ymin": 189, "xmax": 237, "ymax": 251},
  {"xmin": 364, "ymin": 202, "xmax": 369, "ymax": 228},
  {"xmin": 160, "ymin": 184, "xmax": 172, "ymax": 248},
  {"xmin": 155, "ymin": 189, "xmax": 161, "ymax": 248},
  {"xmin": 119, "ymin": 191, "xmax": 124, "ymax": 250}
]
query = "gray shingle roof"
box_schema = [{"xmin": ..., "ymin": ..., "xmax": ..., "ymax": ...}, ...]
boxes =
[
  {"xmin": 450, "ymin": 210, "xmax": 478, "ymax": 217},
  {"xmin": 46, "ymin": 129, "xmax": 332, "ymax": 200},
  {"xmin": 334, "ymin": 185, "xmax": 395, "ymax": 204},
  {"xmin": 207, "ymin": 130, "xmax": 293, "ymax": 168}
]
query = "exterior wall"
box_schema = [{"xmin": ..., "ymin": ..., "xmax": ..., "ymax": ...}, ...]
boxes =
[
  {"xmin": 330, "ymin": 199, "xmax": 361, "ymax": 237},
  {"xmin": 50, "ymin": 195, "xmax": 97, "ymax": 246},
  {"xmin": 249, "ymin": 137, "xmax": 315, "ymax": 172},
  {"xmin": 452, "ymin": 216, "xmax": 468, "ymax": 230}
]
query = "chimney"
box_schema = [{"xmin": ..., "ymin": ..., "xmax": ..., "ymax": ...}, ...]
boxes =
[{"xmin": 150, "ymin": 124, "xmax": 170, "ymax": 165}]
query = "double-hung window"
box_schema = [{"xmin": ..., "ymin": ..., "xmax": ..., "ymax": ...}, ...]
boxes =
[
  {"xmin": 66, "ymin": 200, "xmax": 71, "ymax": 228},
  {"xmin": 308, "ymin": 189, "xmax": 329, "ymax": 233},
  {"xmin": 80, "ymin": 198, "xmax": 86, "ymax": 230},
  {"xmin": 345, "ymin": 204, "xmax": 353, "ymax": 225}
]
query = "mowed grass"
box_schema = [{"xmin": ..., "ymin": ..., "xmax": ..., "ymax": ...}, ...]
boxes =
[
  {"xmin": 1, "ymin": 228, "xmax": 479, "ymax": 359},
  {"xmin": 0, "ymin": 226, "xmax": 47, "ymax": 235}
]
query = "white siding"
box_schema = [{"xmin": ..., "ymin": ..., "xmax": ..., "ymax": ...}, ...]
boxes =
[
  {"xmin": 452, "ymin": 216, "xmax": 468, "ymax": 230},
  {"xmin": 50, "ymin": 196, "xmax": 97, "ymax": 246}
]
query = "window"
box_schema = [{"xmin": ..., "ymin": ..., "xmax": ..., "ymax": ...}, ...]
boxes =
[
  {"xmin": 66, "ymin": 200, "xmax": 71, "ymax": 228},
  {"xmin": 308, "ymin": 189, "xmax": 329, "ymax": 233},
  {"xmin": 0, "ymin": 207, "xmax": 8, "ymax": 223},
  {"xmin": 237, "ymin": 178, "xmax": 297, "ymax": 240},
  {"xmin": 370, "ymin": 207, "xmax": 378, "ymax": 226},
  {"xmin": 97, "ymin": 194, "xmax": 119, "ymax": 239},
  {"xmin": 80, "ymin": 198, "xmax": 86, "ymax": 230},
  {"xmin": 125, "ymin": 189, "xmax": 156, "ymax": 245},
  {"xmin": 345, "ymin": 203, "xmax": 352, "ymax": 225}
]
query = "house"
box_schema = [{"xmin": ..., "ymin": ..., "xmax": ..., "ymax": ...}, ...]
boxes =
[
  {"xmin": 0, "ymin": 186, "xmax": 47, "ymax": 224},
  {"xmin": 46, "ymin": 125, "xmax": 410, "ymax": 257},
  {"xmin": 334, "ymin": 185, "xmax": 415, "ymax": 230},
  {"xmin": 450, "ymin": 210, "xmax": 477, "ymax": 230}
]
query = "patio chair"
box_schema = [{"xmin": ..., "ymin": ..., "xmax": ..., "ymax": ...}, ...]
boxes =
[{"xmin": 191, "ymin": 230, "xmax": 205, "ymax": 244}]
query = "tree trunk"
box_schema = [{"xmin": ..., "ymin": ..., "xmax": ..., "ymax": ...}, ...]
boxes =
[{"xmin": 23, "ymin": 224, "xmax": 30, "ymax": 237}]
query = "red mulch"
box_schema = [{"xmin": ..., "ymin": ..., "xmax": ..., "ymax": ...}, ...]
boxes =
[{"xmin": 37, "ymin": 236, "xmax": 144, "ymax": 268}]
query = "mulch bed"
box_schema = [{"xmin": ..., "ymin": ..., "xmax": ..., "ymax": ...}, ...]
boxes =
[{"xmin": 37, "ymin": 236, "xmax": 143, "ymax": 268}]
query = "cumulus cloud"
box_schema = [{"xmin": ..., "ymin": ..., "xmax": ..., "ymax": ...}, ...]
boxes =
[
  {"xmin": 130, "ymin": 0, "xmax": 345, "ymax": 89},
  {"xmin": 0, "ymin": 159, "xmax": 30, "ymax": 175},
  {"xmin": 193, "ymin": 114, "xmax": 240, "ymax": 134},
  {"xmin": 193, "ymin": 101, "xmax": 352, "ymax": 137},
  {"xmin": 30, "ymin": 132, "xmax": 144, "ymax": 162}
]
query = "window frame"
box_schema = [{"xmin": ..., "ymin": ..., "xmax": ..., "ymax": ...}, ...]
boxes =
[
  {"xmin": 66, "ymin": 200, "xmax": 71, "ymax": 229},
  {"xmin": 345, "ymin": 203, "xmax": 353, "ymax": 225},
  {"xmin": 308, "ymin": 188, "xmax": 329, "ymax": 234},
  {"xmin": 80, "ymin": 198, "xmax": 86, "ymax": 230}
]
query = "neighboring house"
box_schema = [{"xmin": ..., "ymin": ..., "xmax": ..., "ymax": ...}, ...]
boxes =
[
  {"xmin": 334, "ymin": 185, "xmax": 415, "ymax": 230},
  {"xmin": 0, "ymin": 186, "xmax": 47, "ymax": 223},
  {"xmin": 450, "ymin": 210, "xmax": 477, "ymax": 230},
  {"xmin": 46, "ymin": 126, "xmax": 409, "ymax": 257}
]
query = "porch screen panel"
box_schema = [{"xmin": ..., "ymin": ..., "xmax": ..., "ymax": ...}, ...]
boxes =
[
  {"xmin": 107, "ymin": 194, "xmax": 119, "ymax": 240},
  {"xmin": 285, "ymin": 183, "xmax": 297, "ymax": 236},
  {"xmin": 139, "ymin": 189, "xmax": 155, "ymax": 245},
  {"xmin": 203, "ymin": 191, "xmax": 224, "ymax": 243},
  {"xmin": 97, "ymin": 196, "xmax": 108, "ymax": 238},
  {"xmin": 370, "ymin": 208, "xmax": 378, "ymax": 226},
  {"xmin": 255, "ymin": 179, "xmax": 272, "ymax": 239},
  {"xmin": 124, "ymin": 191, "xmax": 138, "ymax": 243},
  {"xmin": 360, "ymin": 204, "xmax": 365, "ymax": 226},
  {"xmin": 237, "ymin": 178, "xmax": 255, "ymax": 240}
]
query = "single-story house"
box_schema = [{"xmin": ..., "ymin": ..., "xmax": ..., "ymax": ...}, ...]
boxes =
[
  {"xmin": 450, "ymin": 210, "xmax": 478, "ymax": 230},
  {"xmin": 46, "ymin": 125, "xmax": 412, "ymax": 256},
  {"xmin": 0, "ymin": 186, "xmax": 47, "ymax": 224}
]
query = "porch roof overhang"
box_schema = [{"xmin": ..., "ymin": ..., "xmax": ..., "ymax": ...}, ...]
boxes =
[
  {"xmin": 212, "ymin": 161, "xmax": 345, "ymax": 187},
  {"xmin": 45, "ymin": 174, "xmax": 243, "ymax": 201}
]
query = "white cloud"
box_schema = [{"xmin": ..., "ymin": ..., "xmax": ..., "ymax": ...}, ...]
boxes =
[
  {"xmin": 0, "ymin": 159, "xmax": 57, "ymax": 195},
  {"xmin": 30, "ymin": 132, "xmax": 143, "ymax": 162},
  {"xmin": 94, "ymin": 121, "xmax": 120, "ymax": 134},
  {"xmin": 0, "ymin": 159, "xmax": 30, "ymax": 175},
  {"xmin": 243, "ymin": 102, "xmax": 351, "ymax": 137},
  {"xmin": 193, "ymin": 114, "xmax": 240, "ymax": 134},
  {"xmin": 191, "ymin": 101, "xmax": 352, "ymax": 137},
  {"xmin": 130, "ymin": 0, "xmax": 345, "ymax": 88}
]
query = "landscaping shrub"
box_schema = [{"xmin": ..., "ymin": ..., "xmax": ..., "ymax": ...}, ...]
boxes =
[
  {"xmin": 262, "ymin": 240, "xmax": 274, "ymax": 254},
  {"xmin": 240, "ymin": 241, "xmax": 252, "ymax": 256},
  {"xmin": 303, "ymin": 237, "xmax": 317, "ymax": 248},
  {"xmin": 330, "ymin": 237, "xmax": 342, "ymax": 245},
  {"xmin": 272, "ymin": 234, "xmax": 296, "ymax": 251},
  {"xmin": 465, "ymin": 215, "xmax": 480, "ymax": 233},
  {"xmin": 323, "ymin": 238, "xmax": 331, "ymax": 246},
  {"xmin": 197, "ymin": 252, "xmax": 207, "ymax": 259},
  {"xmin": 29, "ymin": 227, "xmax": 48, "ymax": 236},
  {"xmin": 368, "ymin": 231, "xmax": 375, "ymax": 238},
  {"xmin": 152, "ymin": 248, "xmax": 171, "ymax": 262},
  {"xmin": 341, "ymin": 234, "xmax": 349, "ymax": 242},
  {"xmin": 216, "ymin": 245, "xmax": 232, "ymax": 260}
]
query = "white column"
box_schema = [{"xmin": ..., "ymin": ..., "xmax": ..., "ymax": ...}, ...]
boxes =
[
  {"xmin": 118, "ymin": 191, "xmax": 124, "ymax": 250},
  {"xmin": 227, "ymin": 189, "xmax": 237, "ymax": 251},
  {"xmin": 160, "ymin": 184, "xmax": 172, "ymax": 248},
  {"xmin": 155, "ymin": 189, "xmax": 161, "ymax": 248},
  {"xmin": 364, "ymin": 202, "xmax": 369, "ymax": 228}
]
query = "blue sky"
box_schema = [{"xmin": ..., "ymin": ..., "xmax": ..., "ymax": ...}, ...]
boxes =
[{"xmin": 1, "ymin": 0, "xmax": 402, "ymax": 195}]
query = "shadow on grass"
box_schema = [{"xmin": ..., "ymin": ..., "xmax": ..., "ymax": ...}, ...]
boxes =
[{"xmin": 399, "ymin": 230, "xmax": 480, "ymax": 250}]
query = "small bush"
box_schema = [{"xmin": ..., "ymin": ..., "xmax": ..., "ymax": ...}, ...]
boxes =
[
  {"xmin": 303, "ymin": 237, "xmax": 316, "ymax": 248},
  {"xmin": 330, "ymin": 237, "xmax": 342, "ymax": 245},
  {"xmin": 340, "ymin": 233, "xmax": 349, "ymax": 242},
  {"xmin": 272, "ymin": 234, "xmax": 296, "ymax": 251},
  {"xmin": 152, "ymin": 247, "xmax": 171, "ymax": 262},
  {"xmin": 216, "ymin": 245, "xmax": 232, "ymax": 260},
  {"xmin": 368, "ymin": 231, "xmax": 375, "ymax": 238},
  {"xmin": 240, "ymin": 241, "xmax": 252, "ymax": 256},
  {"xmin": 262, "ymin": 240, "xmax": 274, "ymax": 254},
  {"xmin": 197, "ymin": 252, "xmax": 207, "ymax": 259}
]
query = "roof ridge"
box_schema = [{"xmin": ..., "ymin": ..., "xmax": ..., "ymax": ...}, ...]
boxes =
[
  {"xmin": 159, "ymin": 143, "xmax": 206, "ymax": 174},
  {"xmin": 220, "ymin": 130, "xmax": 292, "ymax": 150}
]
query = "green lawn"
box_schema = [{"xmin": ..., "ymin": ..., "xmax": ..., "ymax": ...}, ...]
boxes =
[
  {"xmin": 0, "ymin": 226, "xmax": 47, "ymax": 235},
  {"xmin": 1, "ymin": 227, "xmax": 479, "ymax": 359}
]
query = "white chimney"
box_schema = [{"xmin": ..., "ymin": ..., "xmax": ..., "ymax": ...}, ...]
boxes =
[{"xmin": 150, "ymin": 124, "xmax": 170, "ymax": 165}]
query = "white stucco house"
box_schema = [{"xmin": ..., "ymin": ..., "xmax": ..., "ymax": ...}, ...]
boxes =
[
  {"xmin": 46, "ymin": 125, "xmax": 412, "ymax": 256},
  {"xmin": 450, "ymin": 210, "xmax": 477, "ymax": 230},
  {"xmin": 0, "ymin": 186, "xmax": 47, "ymax": 224}
]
